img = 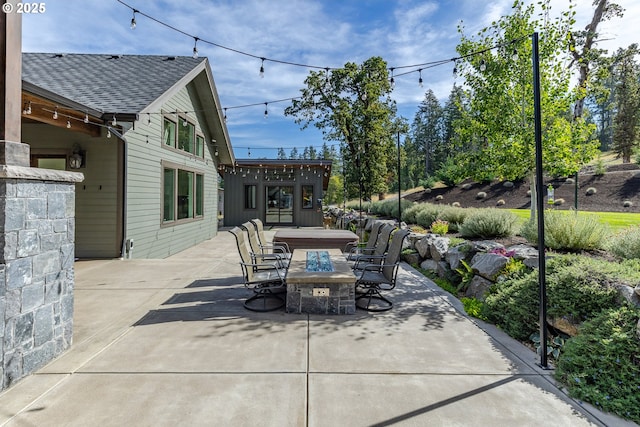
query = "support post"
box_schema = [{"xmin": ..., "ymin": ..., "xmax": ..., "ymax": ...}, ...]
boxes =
[{"xmin": 532, "ymin": 32, "xmax": 548, "ymax": 368}]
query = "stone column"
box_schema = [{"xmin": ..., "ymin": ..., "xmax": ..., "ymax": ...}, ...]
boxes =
[{"xmin": 1, "ymin": 3, "xmax": 84, "ymax": 390}]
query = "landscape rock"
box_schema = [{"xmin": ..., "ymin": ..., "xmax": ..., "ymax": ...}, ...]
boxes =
[
  {"xmin": 420, "ymin": 259, "xmax": 438, "ymax": 272},
  {"xmin": 465, "ymin": 275, "xmax": 494, "ymax": 300},
  {"xmin": 507, "ymin": 244, "xmax": 539, "ymax": 260},
  {"xmin": 614, "ymin": 284, "xmax": 640, "ymax": 307},
  {"xmin": 446, "ymin": 243, "xmax": 474, "ymax": 271},
  {"xmin": 471, "ymin": 253, "xmax": 509, "ymax": 281},
  {"xmin": 415, "ymin": 234, "xmax": 438, "ymax": 258},
  {"xmin": 548, "ymin": 316, "xmax": 580, "ymax": 337},
  {"xmin": 472, "ymin": 240, "xmax": 505, "ymax": 253},
  {"xmin": 402, "ymin": 252, "xmax": 421, "ymax": 266},
  {"xmin": 429, "ymin": 236, "xmax": 450, "ymax": 262}
]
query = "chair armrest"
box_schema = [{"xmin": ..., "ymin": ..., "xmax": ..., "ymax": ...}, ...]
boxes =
[{"xmin": 240, "ymin": 262, "xmax": 286, "ymax": 278}]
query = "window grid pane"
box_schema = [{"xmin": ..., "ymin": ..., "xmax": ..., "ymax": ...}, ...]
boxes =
[
  {"xmin": 163, "ymin": 118, "xmax": 176, "ymax": 147},
  {"xmin": 196, "ymin": 174, "xmax": 204, "ymax": 216},
  {"xmin": 302, "ymin": 185, "xmax": 314, "ymax": 209},
  {"xmin": 244, "ymin": 185, "xmax": 256, "ymax": 210},
  {"xmin": 163, "ymin": 168, "xmax": 175, "ymax": 221},
  {"xmin": 178, "ymin": 122, "xmax": 195, "ymax": 154},
  {"xmin": 177, "ymin": 170, "xmax": 194, "ymax": 219}
]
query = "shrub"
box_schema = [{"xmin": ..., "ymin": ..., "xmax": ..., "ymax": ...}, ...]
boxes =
[
  {"xmin": 415, "ymin": 204, "xmax": 445, "ymax": 229},
  {"xmin": 418, "ymin": 176, "xmax": 437, "ymax": 190},
  {"xmin": 483, "ymin": 255, "xmax": 622, "ymax": 341},
  {"xmin": 438, "ymin": 206, "xmax": 470, "ymax": 232},
  {"xmin": 458, "ymin": 208, "xmax": 519, "ymax": 239},
  {"xmin": 435, "ymin": 156, "xmax": 467, "ymax": 186},
  {"xmin": 402, "ymin": 203, "xmax": 424, "ymax": 224},
  {"xmin": 430, "ymin": 219, "xmax": 449, "ymax": 235},
  {"xmin": 555, "ymin": 306, "xmax": 640, "ymax": 423},
  {"xmin": 607, "ymin": 226, "xmax": 640, "ymax": 260},
  {"xmin": 520, "ymin": 210, "xmax": 607, "ymax": 251},
  {"xmin": 594, "ymin": 158, "xmax": 607, "ymax": 175},
  {"xmin": 461, "ymin": 297, "xmax": 488, "ymax": 321}
]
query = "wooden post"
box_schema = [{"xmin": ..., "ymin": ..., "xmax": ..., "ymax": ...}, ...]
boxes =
[{"xmin": 0, "ymin": 2, "xmax": 30, "ymax": 166}]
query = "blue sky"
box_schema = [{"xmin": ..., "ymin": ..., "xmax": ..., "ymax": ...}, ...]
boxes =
[{"xmin": 22, "ymin": 0, "xmax": 639, "ymax": 159}]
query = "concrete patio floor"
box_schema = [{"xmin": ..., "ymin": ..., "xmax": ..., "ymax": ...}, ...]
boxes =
[{"xmin": 0, "ymin": 228, "xmax": 634, "ymax": 426}]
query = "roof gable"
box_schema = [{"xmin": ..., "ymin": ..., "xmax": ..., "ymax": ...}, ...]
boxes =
[{"xmin": 22, "ymin": 53, "xmax": 203, "ymax": 114}]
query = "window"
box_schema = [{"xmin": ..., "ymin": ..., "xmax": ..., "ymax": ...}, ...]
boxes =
[
  {"xmin": 244, "ymin": 185, "xmax": 256, "ymax": 209},
  {"xmin": 178, "ymin": 120, "xmax": 195, "ymax": 153},
  {"xmin": 163, "ymin": 115, "xmax": 204, "ymax": 158},
  {"xmin": 163, "ymin": 117, "xmax": 176, "ymax": 148},
  {"xmin": 196, "ymin": 135, "xmax": 204, "ymax": 157},
  {"xmin": 163, "ymin": 164, "xmax": 204, "ymax": 224},
  {"xmin": 302, "ymin": 185, "xmax": 314, "ymax": 209},
  {"xmin": 31, "ymin": 155, "xmax": 67, "ymax": 170}
]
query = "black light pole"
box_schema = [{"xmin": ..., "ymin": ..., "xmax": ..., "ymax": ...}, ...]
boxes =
[
  {"xmin": 397, "ymin": 131, "xmax": 402, "ymax": 224},
  {"xmin": 532, "ymin": 32, "xmax": 548, "ymax": 368}
]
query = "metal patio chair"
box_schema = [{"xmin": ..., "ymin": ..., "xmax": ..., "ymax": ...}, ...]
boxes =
[
  {"xmin": 354, "ymin": 228, "xmax": 410, "ymax": 312},
  {"xmin": 229, "ymin": 227, "xmax": 287, "ymax": 312},
  {"xmin": 251, "ymin": 218, "xmax": 290, "ymax": 253},
  {"xmin": 241, "ymin": 221, "xmax": 290, "ymax": 269},
  {"xmin": 343, "ymin": 220, "xmax": 385, "ymax": 261},
  {"xmin": 350, "ymin": 223, "xmax": 395, "ymax": 269}
]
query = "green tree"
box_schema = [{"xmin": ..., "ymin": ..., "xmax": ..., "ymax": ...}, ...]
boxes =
[
  {"xmin": 285, "ymin": 56, "xmax": 404, "ymax": 200},
  {"xmin": 611, "ymin": 45, "xmax": 640, "ymax": 162},
  {"xmin": 277, "ymin": 147, "xmax": 287, "ymax": 160},
  {"xmin": 288, "ymin": 147, "xmax": 299, "ymax": 159},
  {"xmin": 410, "ymin": 89, "xmax": 444, "ymax": 181},
  {"xmin": 453, "ymin": 0, "xmax": 598, "ymax": 184}
]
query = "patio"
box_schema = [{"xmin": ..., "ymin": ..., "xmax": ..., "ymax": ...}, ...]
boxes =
[{"xmin": 0, "ymin": 228, "xmax": 627, "ymax": 426}]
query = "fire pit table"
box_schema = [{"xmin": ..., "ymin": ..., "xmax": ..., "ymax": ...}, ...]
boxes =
[{"xmin": 285, "ymin": 248, "xmax": 357, "ymax": 315}]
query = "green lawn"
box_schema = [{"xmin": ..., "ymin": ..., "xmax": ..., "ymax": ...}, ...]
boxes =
[{"xmin": 509, "ymin": 209, "xmax": 640, "ymax": 232}]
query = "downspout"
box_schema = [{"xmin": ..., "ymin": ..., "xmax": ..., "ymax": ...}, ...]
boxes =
[{"xmin": 108, "ymin": 125, "xmax": 129, "ymax": 259}]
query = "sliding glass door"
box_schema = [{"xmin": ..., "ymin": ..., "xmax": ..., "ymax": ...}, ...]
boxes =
[{"xmin": 265, "ymin": 186, "xmax": 293, "ymax": 224}]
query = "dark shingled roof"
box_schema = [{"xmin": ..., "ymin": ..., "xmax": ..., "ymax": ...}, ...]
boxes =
[{"xmin": 22, "ymin": 53, "xmax": 205, "ymax": 114}]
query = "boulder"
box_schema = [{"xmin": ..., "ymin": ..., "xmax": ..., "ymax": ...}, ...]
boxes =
[
  {"xmin": 436, "ymin": 260, "xmax": 458, "ymax": 283},
  {"xmin": 471, "ymin": 253, "xmax": 509, "ymax": 281},
  {"xmin": 473, "ymin": 240, "xmax": 505, "ymax": 253},
  {"xmin": 507, "ymin": 244, "xmax": 539, "ymax": 260},
  {"xmin": 614, "ymin": 284, "xmax": 640, "ymax": 307},
  {"xmin": 446, "ymin": 243, "xmax": 474, "ymax": 271},
  {"xmin": 465, "ymin": 275, "xmax": 494, "ymax": 300},
  {"xmin": 635, "ymin": 285, "xmax": 640, "ymax": 297},
  {"xmin": 402, "ymin": 252, "xmax": 422, "ymax": 266},
  {"xmin": 415, "ymin": 234, "xmax": 438, "ymax": 258},
  {"xmin": 430, "ymin": 236, "xmax": 450, "ymax": 262},
  {"xmin": 548, "ymin": 316, "xmax": 580, "ymax": 337},
  {"xmin": 420, "ymin": 259, "xmax": 438, "ymax": 272}
]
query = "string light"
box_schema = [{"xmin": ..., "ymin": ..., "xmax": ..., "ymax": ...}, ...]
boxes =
[
  {"xmin": 418, "ymin": 69, "xmax": 423, "ymax": 87},
  {"xmin": 183, "ymin": 113, "xmax": 188, "ymax": 126},
  {"xmin": 480, "ymin": 59, "xmax": 487, "ymax": 72},
  {"xmin": 130, "ymin": 9, "xmax": 137, "ymax": 29},
  {"xmin": 223, "ymin": 108, "xmax": 227, "ymax": 123},
  {"xmin": 66, "ymin": 120, "xmax": 71, "ymax": 129},
  {"xmin": 259, "ymin": 58, "xmax": 265, "ymax": 78},
  {"xmin": 452, "ymin": 60, "xmax": 458, "ymax": 77},
  {"xmin": 53, "ymin": 107, "xmax": 58, "ymax": 120},
  {"xmin": 84, "ymin": 112, "xmax": 89, "ymax": 123},
  {"xmin": 111, "ymin": 115, "xmax": 117, "ymax": 126},
  {"xmin": 107, "ymin": 129, "xmax": 112, "ymax": 138},
  {"xmin": 23, "ymin": 101, "xmax": 32, "ymax": 115},
  {"xmin": 389, "ymin": 67, "xmax": 395, "ymax": 89},
  {"xmin": 264, "ymin": 103, "xmax": 268, "ymax": 119},
  {"xmin": 192, "ymin": 37, "xmax": 199, "ymax": 59},
  {"xmin": 511, "ymin": 48, "xmax": 519, "ymax": 62}
]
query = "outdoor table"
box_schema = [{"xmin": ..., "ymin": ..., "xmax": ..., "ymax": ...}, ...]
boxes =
[
  {"xmin": 285, "ymin": 248, "xmax": 357, "ymax": 315},
  {"xmin": 273, "ymin": 229, "xmax": 358, "ymax": 252}
]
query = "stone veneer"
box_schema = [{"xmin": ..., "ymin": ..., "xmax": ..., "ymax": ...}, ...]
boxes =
[{"xmin": 0, "ymin": 166, "xmax": 83, "ymax": 390}]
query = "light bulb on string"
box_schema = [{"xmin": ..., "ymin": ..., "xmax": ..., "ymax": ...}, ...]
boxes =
[
  {"xmin": 107, "ymin": 129, "xmax": 112, "ymax": 139},
  {"xmin": 183, "ymin": 114, "xmax": 188, "ymax": 127},
  {"xmin": 480, "ymin": 59, "xmax": 486, "ymax": 72},
  {"xmin": 223, "ymin": 108, "xmax": 228, "ymax": 123},
  {"xmin": 83, "ymin": 113, "xmax": 89, "ymax": 123},
  {"xmin": 511, "ymin": 48, "xmax": 519, "ymax": 62},
  {"xmin": 324, "ymin": 68, "xmax": 330, "ymax": 87},
  {"xmin": 23, "ymin": 101, "xmax": 32, "ymax": 115},
  {"xmin": 130, "ymin": 9, "xmax": 137, "ymax": 29},
  {"xmin": 66, "ymin": 120, "xmax": 71, "ymax": 129},
  {"xmin": 452, "ymin": 61, "xmax": 458, "ymax": 78},
  {"xmin": 192, "ymin": 37, "xmax": 199, "ymax": 59},
  {"xmin": 259, "ymin": 58, "xmax": 265, "ymax": 78},
  {"xmin": 112, "ymin": 115, "xmax": 117, "ymax": 126},
  {"xmin": 418, "ymin": 69, "xmax": 423, "ymax": 87},
  {"xmin": 389, "ymin": 67, "xmax": 395, "ymax": 90},
  {"xmin": 264, "ymin": 103, "xmax": 268, "ymax": 119},
  {"xmin": 53, "ymin": 107, "xmax": 58, "ymax": 120}
]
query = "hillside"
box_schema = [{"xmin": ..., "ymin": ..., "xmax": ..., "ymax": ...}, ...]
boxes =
[{"xmin": 404, "ymin": 165, "xmax": 640, "ymax": 213}]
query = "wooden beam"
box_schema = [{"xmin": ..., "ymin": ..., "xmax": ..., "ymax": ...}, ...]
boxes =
[{"xmin": 21, "ymin": 92, "xmax": 102, "ymax": 137}]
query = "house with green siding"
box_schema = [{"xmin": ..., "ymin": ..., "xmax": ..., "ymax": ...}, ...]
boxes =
[{"xmin": 21, "ymin": 53, "xmax": 233, "ymax": 259}]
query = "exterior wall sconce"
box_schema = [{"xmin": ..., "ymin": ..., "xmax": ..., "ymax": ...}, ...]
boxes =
[{"xmin": 69, "ymin": 144, "xmax": 85, "ymax": 169}]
